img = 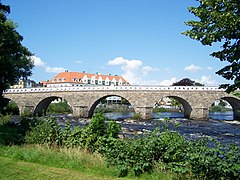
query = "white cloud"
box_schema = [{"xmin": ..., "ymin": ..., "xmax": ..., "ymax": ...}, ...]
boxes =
[
  {"xmin": 207, "ymin": 66, "xmax": 213, "ymax": 70},
  {"xmin": 142, "ymin": 66, "xmax": 159, "ymax": 76},
  {"xmin": 31, "ymin": 55, "xmax": 68, "ymax": 74},
  {"xmin": 195, "ymin": 75, "xmax": 217, "ymax": 86},
  {"xmin": 31, "ymin": 56, "xmax": 46, "ymax": 67},
  {"xmin": 45, "ymin": 66, "xmax": 67, "ymax": 73},
  {"xmin": 163, "ymin": 67, "xmax": 170, "ymax": 72},
  {"xmin": 160, "ymin": 77, "xmax": 177, "ymax": 86},
  {"xmin": 74, "ymin": 60, "xmax": 82, "ymax": 64},
  {"xmin": 107, "ymin": 57, "xmax": 155, "ymax": 84},
  {"xmin": 184, "ymin": 64, "xmax": 202, "ymax": 72}
]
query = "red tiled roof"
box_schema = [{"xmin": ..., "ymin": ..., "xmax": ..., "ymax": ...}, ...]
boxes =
[{"xmin": 43, "ymin": 72, "xmax": 128, "ymax": 83}]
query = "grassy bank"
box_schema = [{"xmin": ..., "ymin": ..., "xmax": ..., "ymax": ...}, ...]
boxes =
[
  {"xmin": 1, "ymin": 114, "xmax": 239, "ymax": 179},
  {"xmin": 0, "ymin": 145, "xmax": 176, "ymax": 180},
  {"xmin": 0, "ymin": 157, "xmax": 110, "ymax": 180}
]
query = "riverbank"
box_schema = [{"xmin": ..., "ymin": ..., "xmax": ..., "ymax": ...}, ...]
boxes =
[
  {"xmin": 0, "ymin": 145, "xmax": 176, "ymax": 180},
  {"xmin": 1, "ymin": 114, "xmax": 239, "ymax": 179}
]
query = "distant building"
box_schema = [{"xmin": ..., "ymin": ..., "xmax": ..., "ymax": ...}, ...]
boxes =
[
  {"xmin": 11, "ymin": 79, "xmax": 36, "ymax": 89},
  {"xmin": 41, "ymin": 71, "xmax": 129, "ymax": 87}
]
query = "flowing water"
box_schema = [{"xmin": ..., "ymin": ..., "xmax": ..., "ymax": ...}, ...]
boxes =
[{"xmin": 56, "ymin": 111, "xmax": 240, "ymax": 146}]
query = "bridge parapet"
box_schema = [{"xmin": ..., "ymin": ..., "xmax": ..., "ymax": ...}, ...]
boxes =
[
  {"xmin": 3, "ymin": 85, "xmax": 240, "ymax": 121},
  {"xmin": 3, "ymin": 86, "xmax": 225, "ymax": 94}
]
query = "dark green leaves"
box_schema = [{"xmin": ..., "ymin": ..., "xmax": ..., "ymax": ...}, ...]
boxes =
[
  {"xmin": 0, "ymin": 2, "xmax": 33, "ymax": 109},
  {"xmin": 183, "ymin": 0, "xmax": 240, "ymax": 92}
]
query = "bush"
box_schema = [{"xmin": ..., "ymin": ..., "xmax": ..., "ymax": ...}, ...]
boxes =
[
  {"xmin": 132, "ymin": 113, "xmax": 141, "ymax": 120},
  {"xmin": 25, "ymin": 113, "xmax": 121, "ymax": 152},
  {"xmin": 101, "ymin": 128, "xmax": 190, "ymax": 177},
  {"xmin": 25, "ymin": 116, "xmax": 61, "ymax": 147},
  {"xmin": 1, "ymin": 101, "xmax": 19, "ymax": 115},
  {"xmin": 22, "ymin": 113, "xmax": 240, "ymax": 179}
]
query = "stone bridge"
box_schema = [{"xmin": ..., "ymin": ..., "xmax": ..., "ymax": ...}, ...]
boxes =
[{"xmin": 3, "ymin": 86, "xmax": 240, "ymax": 120}]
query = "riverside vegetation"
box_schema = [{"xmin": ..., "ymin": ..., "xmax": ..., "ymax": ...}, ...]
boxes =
[{"xmin": 0, "ymin": 112, "xmax": 239, "ymax": 179}]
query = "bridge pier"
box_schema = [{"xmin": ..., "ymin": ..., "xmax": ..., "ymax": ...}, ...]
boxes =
[
  {"xmin": 135, "ymin": 107, "xmax": 153, "ymax": 120},
  {"xmin": 233, "ymin": 106, "xmax": 240, "ymax": 120},
  {"xmin": 234, "ymin": 110, "xmax": 240, "ymax": 120},
  {"xmin": 190, "ymin": 107, "xmax": 209, "ymax": 120},
  {"xmin": 72, "ymin": 106, "xmax": 89, "ymax": 118}
]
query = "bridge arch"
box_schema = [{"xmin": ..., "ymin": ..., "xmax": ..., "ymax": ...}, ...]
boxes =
[
  {"xmin": 88, "ymin": 94, "xmax": 135, "ymax": 118},
  {"xmin": 168, "ymin": 96, "xmax": 192, "ymax": 118},
  {"xmin": 208, "ymin": 96, "xmax": 240, "ymax": 120},
  {"xmin": 153, "ymin": 95, "xmax": 192, "ymax": 119},
  {"xmin": 34, "ymin": 96, "xmax": 73, "ymax": 116}
]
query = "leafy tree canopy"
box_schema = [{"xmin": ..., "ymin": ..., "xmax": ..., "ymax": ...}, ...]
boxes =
[
  {"xmin": 183, "ymin": 0, "xmax": 240, "ymax": 93},
  {"xmin": 0, "ymin": 2, "xmax": 33, "ymax": 109},
  {"xmin": 172, "ymin": 78, "xmax": 204, "ymax": 86}
]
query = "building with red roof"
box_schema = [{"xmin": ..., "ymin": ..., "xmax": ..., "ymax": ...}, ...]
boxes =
[{"xmin": 41, "ymin": 71, "xmax": 129, "ymax": 87}]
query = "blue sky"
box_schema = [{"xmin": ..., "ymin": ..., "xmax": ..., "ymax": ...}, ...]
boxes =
[{"xmin": 3, "ymin": 0, "xmax": 230, "ymax": 86}]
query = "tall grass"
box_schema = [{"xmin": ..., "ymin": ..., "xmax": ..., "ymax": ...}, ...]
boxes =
[
  {"xmin": 0, "ymin": 145, "xmax": 176, "ymax": 179},
  {"xmin": 0, "ymin": 145, "xmax": 119, "ymax": 177}
]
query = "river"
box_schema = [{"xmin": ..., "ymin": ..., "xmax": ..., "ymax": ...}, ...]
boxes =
[{"xmin": 55, "ymin": 111, "xmax": 240, "ymax": 146}]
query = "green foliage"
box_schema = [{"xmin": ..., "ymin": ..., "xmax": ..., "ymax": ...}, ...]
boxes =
[
  {"xmin": 183, "ymin": 0, "xmax": 240, "ymax": 92},
  {"xmin": 232, "ymin": 91, "xmax": 240, "ymax": 98},
  {"xmin": 132, "ymin": 113, "xmax": 142, "ymax": 120},
  {"xmin": 102, "ymin": 128, "xmax": 190, "ymax": 177},
  {"xmin": 94, "ymin": 104, "xmax": 133, "ymax": 113},
  {"xmin": 183, "ymin": 139, "xmax": 240, "ymax": 180},
  {"xmin": 209, "ymin": 105, "xmax": 231, "ymax": 112},
  {"xmin": 25, "ymin": 113, "xmax": 121, "ymax": 152},
  {"xmin": 0, "ymin": 2, "xmax": 33, "ymax": 107},
  {"xmin": 172, "ymin": 78, "xmax": 202, "ymax": 86},
  {"xmin": 1, "ymin": 101, "xmax": 19, "ymax": 115},
  {"xmin": 0, "ymin": 113, "xmax": 11, "ymax": 125},
  {"xmin": 106, "ymin": 120, "xmax": 121, "ymax": 138},
  {"xmin": 153, "ymin": 107, "xmax": 167, "ymax": 113},
  {"xmin": 0, "ymin": 115, "xmax": 33, "ymax": 145},
  {"xmin": 4, "ymin": 113, "xmax": 239, "ymax": 179},
  {"xmin": 47, "ymin": 100, "xmax": 72, "ymax": 114},
  {"xmin": 25, "ymin": 116, "xmax": 62, "ymax": 147}
]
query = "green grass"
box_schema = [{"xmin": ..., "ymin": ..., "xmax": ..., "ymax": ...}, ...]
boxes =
[
  {"xmin": 0, "ymin": 145, "xmax": 176, "ymax": 180},
  {"xmin": 0, "ymin": 156, "xmax": 112, "ymax": 180}
]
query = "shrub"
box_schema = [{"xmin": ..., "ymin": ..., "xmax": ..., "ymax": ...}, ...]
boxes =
[
  {"xmin": 132, "ymin": 113, "xmax": 141, "ymax": 120},
  {"xmin": 1, "ymin": 101, "xmax": 19, "ymax": 115},
  {"xmin": 25, "ymin": 116, "xmax": 61, "ymax": 147}
]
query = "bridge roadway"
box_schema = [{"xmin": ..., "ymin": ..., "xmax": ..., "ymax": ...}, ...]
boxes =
[{"xmin": 3, "ymin": 85, "xmax": 240, "ymax": 120}]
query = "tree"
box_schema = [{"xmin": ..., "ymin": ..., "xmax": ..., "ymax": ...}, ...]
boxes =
[
  {"xmin": 0, "ymin": 2, "xmax": 33, "ymax": 110},
  {"xmin": 183, "ymin": 0, "xmax": 240, "ymax": 93},
  {"xmin": 172, "ymin": 78, "xmax": 204, "ymax": 86}
]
